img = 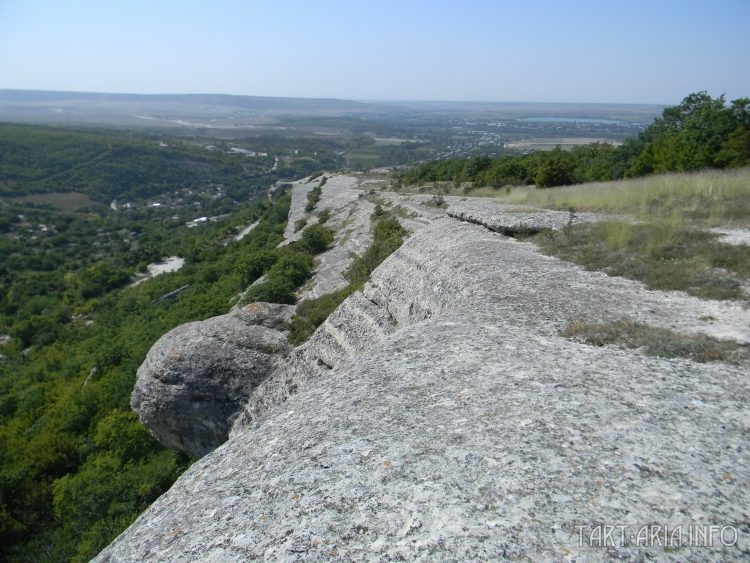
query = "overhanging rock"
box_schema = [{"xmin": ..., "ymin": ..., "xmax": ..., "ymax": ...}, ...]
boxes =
[{"xmin": 131, "ymin": 302, "xmax": 294, "ymax": 457}]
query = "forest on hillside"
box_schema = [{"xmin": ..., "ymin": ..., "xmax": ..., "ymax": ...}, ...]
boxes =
[
  {"xmin": 0, "ymin": 124, "xmax": 348, "ymax": 561},
  {"xmin": 403, "ymin": 93, "xmax": 750, "ymax": 189}
]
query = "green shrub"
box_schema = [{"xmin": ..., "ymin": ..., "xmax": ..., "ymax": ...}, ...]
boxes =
[
  {"xmin": 288, "ymin": 285, "xmax": 356, "ymax": 344},
  {"xmin": 245, "ymin": 276, "xmax": 298, "ymax": 304},
  {"xmin": 424, "ymin": 194, "xmax": 447, "ymax": 208},
  {"xmin": 305, "ymin": 186, "xmax": 322, "ymax": 212},
  {"xmin": 244, "ymin": 247, "xmax": 316, "ymax": 305},
  {"xmin": 301, "ymin": 223, "xmax": 334, "ymax": 254},
  {"xmin": 236, "ymin": 250, "xmax": 276, "ymax": 288},
  {"xmin": 345, "ymin": 217, "xmax": 407, "ymax": 286},
  {"xmin": 317, "ymin": 208, "xmax": 331, "ymax": 224},
  {"xmin": 402, "ymin": 92, "xmax": 750, "ymax": 191}
]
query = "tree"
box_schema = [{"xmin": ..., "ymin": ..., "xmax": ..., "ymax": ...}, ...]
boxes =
[
  {"xmin": 535, "ymin": 148, "xmax": 576, "ymax": 188},
  {"xmin": 627, "ymin": 92, "xmax": 747, "ymax": 174}
]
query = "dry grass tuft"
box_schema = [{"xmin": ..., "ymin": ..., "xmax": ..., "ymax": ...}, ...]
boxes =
[
  {"xmin": 534, "ymin": 221, "xmax": 750, "ymax": 301},
  {"xmin": 563, "ymin": 319, "xmax": 749, "ymax": 365}
]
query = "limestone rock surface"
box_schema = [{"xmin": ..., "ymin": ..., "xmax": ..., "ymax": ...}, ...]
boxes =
[
  {"xmin": 100, "ymin": 217, "xmax": 750, "ymax": 561},
  {"xmin": 131, "ymin": 302, "xmax": 294, "ymax": 457},
  {"xmin": 447, "ymin": 200, "xmax": 600, "ymax": 233}
]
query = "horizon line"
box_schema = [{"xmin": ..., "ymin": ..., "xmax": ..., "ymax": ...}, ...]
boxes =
[{"xmin": 0, "ymin": 87, "xmax": 672, "ymax": 107}]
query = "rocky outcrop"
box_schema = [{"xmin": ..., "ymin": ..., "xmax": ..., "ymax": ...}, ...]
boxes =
[
  {"xmin": 447, "ymin": 200, "xmax": 600, "ymax": 234},
  {"xmin": 100, "ymin": 216, "xmax": 750, "ymax": 561},
  {"xmin": 131, "ymin": 302, "xmax": 294, "ymax": 457}
]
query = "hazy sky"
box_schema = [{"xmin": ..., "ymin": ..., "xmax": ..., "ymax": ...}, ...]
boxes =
[{"xmin": 1, "ymin": 0, "xmax": 748, "ymax": 104}]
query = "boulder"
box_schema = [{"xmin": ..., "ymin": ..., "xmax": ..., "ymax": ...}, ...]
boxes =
[{"xmin": 131, "ymin": 302, "xmax": 294, "ymax": 457}]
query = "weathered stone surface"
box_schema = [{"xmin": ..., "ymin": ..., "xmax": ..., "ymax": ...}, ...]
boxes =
[
  {"xmin": 298, "ymin": 175, "xmax": 375, "ymax": 300},
  {"xmin": 101, "ymin": 217, "xmax": 750, "ymax": 561},
  {"xmin": 99, "ymin": 318, "xmax": 750, "ymax": 561},
  {"xmin": 448, "ymin": 200, "xmax": 600, "ymax": 234},
  {"xmin": 131, "ymin": 302, "xmax": 294, "ymax": 457}
]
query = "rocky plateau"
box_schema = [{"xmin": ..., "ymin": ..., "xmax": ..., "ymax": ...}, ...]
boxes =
[{"xmin": 101, "ymin": 173, "xmax": 750, "ymax": 561}]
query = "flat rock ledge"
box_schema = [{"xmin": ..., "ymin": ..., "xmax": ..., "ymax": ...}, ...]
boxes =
[
  {"xmin": 447, "ymin": 200, "xmax": 599, "ymax": 234},
  {"xmin": 100, "ymin": 218, "xmax": 750, "ymax": 561},
  {"xmin": 131, "ymin": 302, "xmax": 294, "ymax": 457}
]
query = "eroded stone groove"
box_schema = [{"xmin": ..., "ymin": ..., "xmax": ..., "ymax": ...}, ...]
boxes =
[{"xmin": 447, "ymin": 200, "xmax": 601, "ymax": 235}]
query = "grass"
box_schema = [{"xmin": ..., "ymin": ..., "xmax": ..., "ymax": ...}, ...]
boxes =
[
  {"xmin": 534, "ymin": 221, "xmax": 750, "ymax": 300},
  {"xmin": 397, "ymin": 181, "xmax": 473, "ymax": 197},
  {"xmin": 563, "ymin": 318, "xmax": 749, "ymax": 365},
  {"xmin": 402, "ymin": 168, "xmax": 750, "ymax": 225},
  {"xmin": 491, "ymin": 168, "xmax": 750, "ymax": 225}
]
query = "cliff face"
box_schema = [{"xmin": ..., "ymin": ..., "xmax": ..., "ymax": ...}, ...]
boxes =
[{"xmin": 101, "ymin": 176, "xmax": 750, "ymax": 561}]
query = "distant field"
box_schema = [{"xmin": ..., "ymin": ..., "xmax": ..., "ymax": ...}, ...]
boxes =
[
  {"xmin": 504, "ymin": 137, "xmax": 623, "ymax": 150},
  {"xmin": 372, "ymin": 138, "xmax": 406, "ymax": 146},
  {"xmin": 345, "ymin": 148, "xmax": 382, "ymax": 167},
  {"xmin": 13, "ymin": 191, "xmax": 97, "ymax": 211}
]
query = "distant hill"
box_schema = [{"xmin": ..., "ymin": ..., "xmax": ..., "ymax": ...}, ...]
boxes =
[{"xmin": 0, "ymin": 89, "xmax": 385, "ymax": 128}]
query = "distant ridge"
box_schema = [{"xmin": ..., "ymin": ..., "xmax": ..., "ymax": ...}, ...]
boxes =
[
  {"xmin": 0, "ymin": 89, "xmax": 369, "ymax": 109},
  {"xmin": 0, "ymin": 89, "xmax": 385, "ymax": 127}
]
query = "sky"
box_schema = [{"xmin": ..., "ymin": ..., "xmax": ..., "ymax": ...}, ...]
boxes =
[{"xmin": 0, "ymin": 0, "xmax": 748, "ymax": 105}]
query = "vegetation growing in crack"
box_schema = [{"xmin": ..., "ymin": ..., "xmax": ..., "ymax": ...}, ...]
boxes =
[
  {"xmin": 317, "ymin": 208, "xmax": 331, "ymax": 224},
  {"xmin": 563, "ymin": 318, "xmax": 750, "ymax": 365},
  {"xmin": 288, "ymin": 210, "xmax": 407, "ymax": 344},
  {"xmin": 242, "ymin": 222, "xmax": 335, "ymax": 305},
  {"xmin": 304, "ymin": 176, "xmax": 326, "ymax": 212},
  {"xmin": 423, "ymin": 194, "xmax": 448, "ymax": 208}
]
